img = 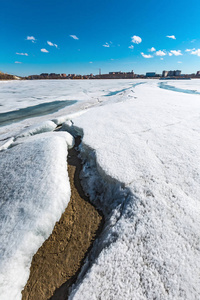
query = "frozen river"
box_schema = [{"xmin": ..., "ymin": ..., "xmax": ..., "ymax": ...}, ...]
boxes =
[{"xmin": 0, "ymin": 79, "xmax": 200, "ymax": 300}]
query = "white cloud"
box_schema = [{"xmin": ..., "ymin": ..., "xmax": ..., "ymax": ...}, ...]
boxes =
[
  {"xmin": 178, "ymin": 61, "xmax": 182, "ymax": 63},
  {"xmin": 103, "ymin": 42, "xmax": 110, "ymax": 48},
  {"xmin": 160, "ymin": 58, "xmax": 164, "ymax": 60},
  {"xmin": 149, "ymin": 47, "xmax": 156, "ymax": 52},
  {"xmin": 131, "ymin": 35, "xmax": 142, "ymax": 44},
  {"xmin": 47, "ymin": 41, "xmax": 54, "ymax": 46},
  {"xmin": 26, "ymin": 36, "xmax": 35, "ymax": 40},
  {"xmin": 41, "ymin": 48, "xmax": 49, "ymax": 53},
  {"xmin": 70, "ymin": 35, "xmax": 79, "ymax": 40},
  {"xmin": 191, "ymin": 49, "xmax": 200, "ymax": 56},
  {"xmin": 26, "ymin": 36, "xmax": 36, "ymax": 43},
  {"xmin": 185, "ymin": 48, "xmax": 195, "ymax": 52},
  {"xmin": 89, "ymin": 61, "xmax": 93, "ymax": 63},
  {"xmin": 166, "ymin": 35, "xmax": 176, "ymax": 39},
  {"xmin": 156, "ymin": 50, "xmax": 166, "ymax": 56},
  {"xmin": 15, "ymin": 61, "xmax": 22, "ymax": 64},
  {"xmin": 141, "ymin": 52, "xmax": 153, "ymax": 58},
  {"xmin": 169, "ymin": 53, "xmax": 173, "ymax": 56},
  {"xmin": 16, "ymin": 53, "xmax": 28, "ymax": 56},
  {"xmin": 170, "ymin": 50, "xmax": 182, "ymax": 56},
  {"xmin": 128, "ymin": 45, "xmax": 134, "ymax": 49},
  {"xmin": 47, "ymin": 41, "xmax": 58, "ymax": 48}
]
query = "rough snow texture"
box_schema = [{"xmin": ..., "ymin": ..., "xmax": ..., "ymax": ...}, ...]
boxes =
[
  {"xmin": 0, "ymin": 134, "xmax": 71, "ymax": 300},
  {"xmin": 69, "ymin": 81, "xmax": 200, "ymax": 300},
  {"xmin": 14, "ymin": 131, "xmax": 75, "ymax": 150},
  {"xmin": 0, "ymin": 79, "xmax": 141, "ymax": 300},
  {"xmin": 52, "ymin": 110, "xmax": 88, "ymax": 126},
  {"xmin": 0, "ymin": 137, "xmax": 14, "ymax": 151},
  {"xmin": 0, "ymin": 122, "xmax": 75, "ymax": 152},
  {"xmin": 0, "ymin": 79, "xmax": 200, "ymax": 300},
  {"xmin": 16, "ymin": 120, "xmax": 57, "ymax": 138}
]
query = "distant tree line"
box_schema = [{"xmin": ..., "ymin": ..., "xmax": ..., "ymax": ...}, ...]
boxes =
[{"xmin": 0, "ymin": 72, "xmax": 18, "ymax": 80}]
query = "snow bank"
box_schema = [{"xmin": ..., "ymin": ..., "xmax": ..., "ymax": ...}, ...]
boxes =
[
  {"xmin": 69, "ymin": 81, "xmax": 200, "ymax": 299},
  {"xmin": 52, "ymin": 110, "xmax": 88, "ymax": 126},
  {"xmin": 16, "ymin": 120, "xmax": 57, "ymax": 138},
  {"xmin": 0, "ymin": 137, "xmax": 14, "ymax": 151},
  {"xmin": 0, "ymin": 79, "xmax": 199, "ymax": 300},
  {"xmin": 14, "ymin": 131, "xmax": 75, "ymax": 150},
  {"xmin": 0, "ymin": 133, "xmax": 71, "ymax": 300}
]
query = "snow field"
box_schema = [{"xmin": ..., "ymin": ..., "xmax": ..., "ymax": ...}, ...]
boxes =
[
  {"xmin": 0, "ymin": 79, "xmax": 199, "ymax": 300},
  {"xmin": 0, "ymin": 129, "xmax": 75, "ymax": 299},
  {"xmin": 0, "ymin": 79, "xmax": 145, "ymax": 300},
  {"xmin": 0, "ymin": 79, "xmax": 136, "ymax": 114},
  {"xmin": 69, "ymin": 82, "xmax": 200, "ymax": 299}
]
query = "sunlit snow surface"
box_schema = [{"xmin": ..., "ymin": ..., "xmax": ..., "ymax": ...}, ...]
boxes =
[
  {"xmin": 0, "ymin": 79, "xmax": 200, "ymax": 300},
  {"xmin": 69, "ymin": 80, "xmax": 200, "ymax": 300}
]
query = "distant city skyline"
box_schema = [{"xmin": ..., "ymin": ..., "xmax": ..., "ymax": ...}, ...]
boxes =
[{"xmin": 1, "ymin": 0, "xmax": 200, "ymax": 76}]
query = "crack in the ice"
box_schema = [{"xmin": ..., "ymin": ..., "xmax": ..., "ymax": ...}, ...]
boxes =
[{"xmin": 67, "ymin": 124, "xmax": 140, "ymax": 297}]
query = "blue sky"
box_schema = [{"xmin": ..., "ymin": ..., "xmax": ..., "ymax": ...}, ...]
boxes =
[{"xmin": 1, "ymin": 0, "xmax": 200, "ymax": 76}]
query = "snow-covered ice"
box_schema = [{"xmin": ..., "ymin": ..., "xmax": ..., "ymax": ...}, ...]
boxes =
[
  {"xmin": 159, "ymin": 78, "xmax": 200, "ymax": 93},
  {"xmin": 0, "ymin": 79, "xmax": 135, "ymax": 140},
  {"xmin": 0, "ymin": 79, "xmax": 135, "ymax": 114},
  {"xmin": 16, "ymin": 120, "xmax": 57, "ymax": 138},
  {"xmin": 69, "ymin": 80, "xmax": 200, "ymax": 299},
  {"xmin": 0, "ymin": 79, "xmax": 199, "ymax": 300},
  {"xmin": 0, "ymin": 133, "xmax": 72, "ymax": 299}
]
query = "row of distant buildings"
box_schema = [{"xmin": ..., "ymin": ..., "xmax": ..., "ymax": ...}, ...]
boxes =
[
  {"xmin": 146, "ymin": 70, "xmax": 182, "ymax": 78},
  {"xmin": 146, "ymin": 70, "xmax": 200, "ymax": 79},
  {"xmin": 26, "ymin": 69, "xmax": 200, "ymax": 80},
  {"xmin": 27, "ymin": 73, "xmax": 97, "ymax": 80},
  {"xmin": 27, "ymin": 70, "xmax": 136, "ymax": 80},
  {"xmin": 28, "ymin": 73, "xmax": 68, "ymax": 80}
]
